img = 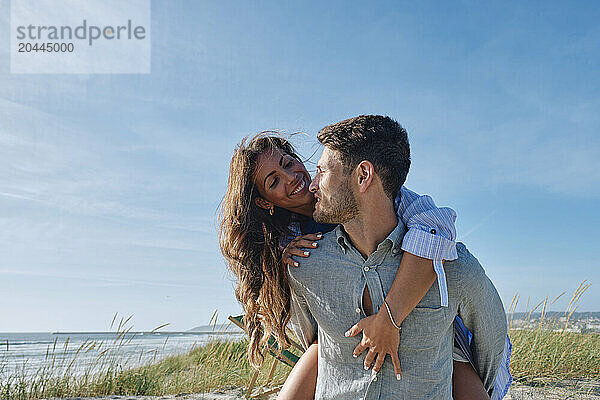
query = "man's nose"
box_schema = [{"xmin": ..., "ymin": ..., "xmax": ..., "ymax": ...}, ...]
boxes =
[{"xmin": 309, "ymin": 176, "xmax": 318, "ymax": 193}]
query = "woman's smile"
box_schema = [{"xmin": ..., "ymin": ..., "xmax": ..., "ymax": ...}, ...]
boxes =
[{"xmin": 289, "ymin": 176, "xmax": 307, "ymax": 196}]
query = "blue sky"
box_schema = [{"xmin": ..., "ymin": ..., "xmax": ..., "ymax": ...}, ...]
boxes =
[{"xmin": 1, "ymin": 1, "xmax": 598, "ymax": 332}]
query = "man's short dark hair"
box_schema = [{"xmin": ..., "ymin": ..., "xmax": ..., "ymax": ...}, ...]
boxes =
[{"xmin": 317, "ymin": 115, "xmax": 410, "ymax": 201}]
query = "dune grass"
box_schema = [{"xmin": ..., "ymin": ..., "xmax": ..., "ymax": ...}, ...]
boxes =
[
  {"xmin": 1, "ymin": 284, "xmax": 598, "ymax": 399},
  {"xmin": 507, "ymin": 282, "xmax": 600, "ymax": 385},
  {"xmin": 0, "ymin": 336, "xmax": 296, "ymax": 399}
]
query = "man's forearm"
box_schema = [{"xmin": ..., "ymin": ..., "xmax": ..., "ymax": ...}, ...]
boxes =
[{"xmin": 382, "ymin": 252, "xmax": 437, "ymax": 325}]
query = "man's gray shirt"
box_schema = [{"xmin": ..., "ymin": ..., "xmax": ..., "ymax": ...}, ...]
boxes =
[{"xmin": 287, "ymin": 222, "xmax": 507, "ymax": 400}]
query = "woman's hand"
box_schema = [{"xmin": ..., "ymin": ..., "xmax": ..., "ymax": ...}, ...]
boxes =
[
  {"xmin": 345, "ymin": 311, "xmax": 402, "ymax": 380},
  {"xmin": 283, "ymin": 233, "xmax": 322, "ymax": 267}
]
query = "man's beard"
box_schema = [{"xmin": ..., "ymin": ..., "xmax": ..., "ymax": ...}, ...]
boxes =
[{"xmin": 313, "ymin": 178, "xmax": 359, "ymax": 224}]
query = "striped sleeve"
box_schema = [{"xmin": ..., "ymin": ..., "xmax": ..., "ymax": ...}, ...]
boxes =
[{"xmin": 396, "ymin": 186, "xmax": 458, "ymax": 306}]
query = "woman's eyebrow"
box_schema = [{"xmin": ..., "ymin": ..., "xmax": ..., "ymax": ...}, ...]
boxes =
[{"xmin": 263, "ymin": 155, "xmax": 284, "ymax": 187}]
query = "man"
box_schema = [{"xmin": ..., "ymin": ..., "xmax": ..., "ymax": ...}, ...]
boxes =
[{"xmin": 287, "ymin": 115, "xmax": 507, "ymax": 399}]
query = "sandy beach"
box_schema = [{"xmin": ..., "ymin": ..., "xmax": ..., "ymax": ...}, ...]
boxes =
[
  {"xmin": 42, "ymin": 380, "xmax": 600, "ymax": 400},
  {"xmin": 506, "ymin": 379, "xmax": 600, "ymax": 400}
]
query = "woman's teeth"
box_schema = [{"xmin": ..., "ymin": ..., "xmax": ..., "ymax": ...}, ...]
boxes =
[{"xmin": 290, "ymin": 180, "xmax": 305, "ymax": 195}]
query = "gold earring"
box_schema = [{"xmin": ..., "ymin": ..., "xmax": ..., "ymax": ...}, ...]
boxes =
[{"xmin": 269, "ymin": 206, "xmax": 274, "ymax": 215}]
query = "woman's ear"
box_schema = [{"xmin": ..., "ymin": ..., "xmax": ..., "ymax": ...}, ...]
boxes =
[{"xmin": 254, "ymin": 197, "xmax": 272, "ymax": 210}]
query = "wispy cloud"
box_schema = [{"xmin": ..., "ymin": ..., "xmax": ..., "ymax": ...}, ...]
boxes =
[
  {"xmin": 0, "ymin": 96, "xmax": 217, "ymax": 226},
  {"xmin": 406, "ymin": 87, "xmax": 600, "ymax": 198},
  {"xmin": 457, "ymin": 210, "xmax": 497, "ymax": 241},
  {"xmin": 0, "ymin": 268, "xmax": 205, "ymax": 289}
]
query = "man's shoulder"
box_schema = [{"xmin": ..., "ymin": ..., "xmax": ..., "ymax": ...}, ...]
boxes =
[
  {"xmin": 287, "ymin": 228, "xmax": 341, "ymax": 284},
  {"xmin": 444, "ymin": 242, "xmax": 484, "ymax": 271},
  {"xmin": 308, "ymin": 228, "xmax": 341, "ymax": 260},
  {"xmin": 443, "ymin": 242, "xmax": 488, "ymax": 289}
]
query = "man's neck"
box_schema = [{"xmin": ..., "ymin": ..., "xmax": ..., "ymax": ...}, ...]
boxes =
[{"xmin": 342, "ymin": 197, "xmax": 398, "ymax": 259}]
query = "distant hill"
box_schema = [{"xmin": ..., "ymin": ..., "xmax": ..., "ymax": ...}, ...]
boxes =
[
  {"xmin": 508, "ymin": 311, "xmax": 600, "ymax": 333},
  {"xmin": 508, "ymin": 311, "xmax": 600, "ymax": 321}
]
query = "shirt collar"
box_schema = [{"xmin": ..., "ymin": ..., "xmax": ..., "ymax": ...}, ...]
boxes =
[
  {"xmin": 334, "ymin": 219, "xmax": 406, "ymax": 254},
  {"xmin": 384, "ymin": 220, "xmax": 406, "ymax": 250},
  {"xmin": 335, "ymin": 225, "xmax": 349, "ymax": 253}
]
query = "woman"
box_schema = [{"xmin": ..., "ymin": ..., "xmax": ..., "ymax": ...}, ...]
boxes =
[{"xmin": 219, "ymin": 133, "xmax": 511, "ymax": 400}]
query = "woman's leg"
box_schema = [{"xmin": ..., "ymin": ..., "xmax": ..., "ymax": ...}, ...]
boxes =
[
  {"xmin": 452, "ymin": 360, "xmax": 490, "ymax": 400},
  {"xmin": 277, "ymin": 342, "xmax": 318, "ymax": 400}
]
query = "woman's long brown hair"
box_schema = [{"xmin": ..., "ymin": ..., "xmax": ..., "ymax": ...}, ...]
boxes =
[{"xmin": 218, "ymin": 133, "xmax": 304, "ymax": 368}]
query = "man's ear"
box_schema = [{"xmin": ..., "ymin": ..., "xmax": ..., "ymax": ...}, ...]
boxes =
[
  {"xmin": 355, "ymin": 161, "xmax": 375, "ymax": 193},
  {"xmin": 254, "ymin": 197, "xmax": 272, "ymax": 210}
]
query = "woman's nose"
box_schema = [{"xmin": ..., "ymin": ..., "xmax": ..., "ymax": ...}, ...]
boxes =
[{"xmin": 282, "ymin": 169, "xmax": 296, "ymax": 183}]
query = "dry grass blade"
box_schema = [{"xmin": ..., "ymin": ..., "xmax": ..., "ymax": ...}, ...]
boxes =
[
  {"xmin": 551, "ymin": 291, "xmax": 566, "ymax": 305},
  {"xmin": 109, "ymin": 312, "xmax": 118, "ymax": 330},
  {"xmin": 150, "ymin": 323, "xmax": 170, "ymax": 333},
  {"xmin": 62, "ymin": 337, "xmax": 70, "ymax": 355}
]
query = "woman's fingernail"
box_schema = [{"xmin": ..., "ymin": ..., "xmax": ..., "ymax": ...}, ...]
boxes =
[
  {"xmin": 294, "ymin": 262, "xmax": 299, "ymax": 267},
  {"xmin": 344, "ymin": 330, "xmax": 350, "ymax": 337},
  {"xmin": 316, "ymin": 233, "xmax": 322, "ymax": 238},
  {"xmin": 312, "ymin": 242, "xmax": 318, "ymax": 247},
  {"xmin": 371, "ymin": 369, "xmax": 377, "ymax": 376},
  {"xmin": 352, "ymin": 353, "xmax": 357, "ymax": 358},
  {"xmin": 364, "ymin": 365, "xmax": 369, "ymax": 370},
  {"xmin": 303, "ymin": 251, "xmax": 310, "ymax": 256},
  {"xmin": 396, "ymin": 374, "xmax": 401, "ymax": 381}
]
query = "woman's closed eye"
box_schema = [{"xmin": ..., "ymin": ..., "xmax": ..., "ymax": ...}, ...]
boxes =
[{"xmin": 268, "ymin": 157, "xmax": 296, "ymax": 189}]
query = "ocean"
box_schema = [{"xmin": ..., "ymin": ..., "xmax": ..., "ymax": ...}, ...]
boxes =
[{"xmin": 0, "ymin": 330, "xmax": 244, "ymax": 379}]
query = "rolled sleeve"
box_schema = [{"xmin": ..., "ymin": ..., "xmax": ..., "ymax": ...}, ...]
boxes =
[
  {"xmin": 400, "ymin": 225, "xmax": 458, "ymax": 261},
  {"xmin": 397, "ymin": 186, "xmax": 458, "ymax": 260},
  {"xmin": 397, "ymin": 186, "xmax": 458, "ymax": 306}
]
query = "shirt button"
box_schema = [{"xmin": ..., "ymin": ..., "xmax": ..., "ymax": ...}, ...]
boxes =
[
  {"xmin": 392, "ymin": 248, "xmax": 398, "ymax": 255},
  {"xmin": 355, "ymin": 308, "xmax": 361, "ymax": 314},
  {"xmin": 363, "ymin": 266, "xmax": 370, "ymax": 272},
  {"xmin": 430, "ymin": 228, "xmax": 436, "ymax": 234}
]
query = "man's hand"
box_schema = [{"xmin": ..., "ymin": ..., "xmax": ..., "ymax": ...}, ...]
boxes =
[{"xmin": 345, "ymin": 311, "xmax": 402, "ymax": 380}]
